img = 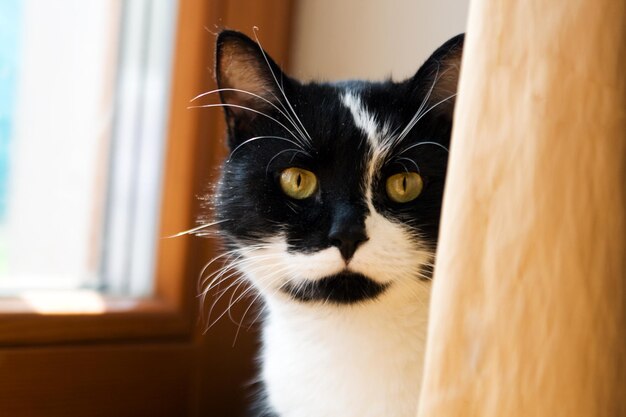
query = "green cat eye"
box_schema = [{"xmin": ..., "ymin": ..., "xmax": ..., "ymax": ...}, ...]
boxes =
[
  {"xmin": 280, "ymin": 167, "xmax": 318, "ymax": 200},
  {"xmin": 386, "ymin": 172, "xmax": 423, "ymax": 203}
]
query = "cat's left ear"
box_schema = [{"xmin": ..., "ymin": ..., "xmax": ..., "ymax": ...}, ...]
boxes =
[
  {"xmin": 409, "ymin": 34, "xmax": 464, "ymax": 119},
  {"xmin": 215, "ymin": 30, "xmax": 287, "ymax": 133}
]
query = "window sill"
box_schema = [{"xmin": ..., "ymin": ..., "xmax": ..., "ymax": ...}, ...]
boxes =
[{"xmin": 0, "ymin": 290, "xmax": 192, "ymax": 346}]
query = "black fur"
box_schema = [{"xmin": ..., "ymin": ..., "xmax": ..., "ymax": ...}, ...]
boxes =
[{"xmin": 282, "ymin": 271, "xmax": 390, "ymax": 304}]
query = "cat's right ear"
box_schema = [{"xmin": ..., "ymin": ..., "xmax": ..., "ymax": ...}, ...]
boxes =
[
  {"xmin": 215, "ymin": 30, "xmax": 285, "ymax": 135},
  {"xmin": 408, "ymin": 34, "xmax": 464, "ymax": 120}
]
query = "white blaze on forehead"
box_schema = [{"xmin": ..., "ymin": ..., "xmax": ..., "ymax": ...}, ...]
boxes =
[
  {"xmin": 341, "ymin": 91, "xmax": 389, "ymax": 210},
  {"xmin": 341, "ymin": 91, "xmax": 383, "ymax": 149},
  {"xmin": 341, "ymin": 90, "xmax": 393, "ymax": 204}
]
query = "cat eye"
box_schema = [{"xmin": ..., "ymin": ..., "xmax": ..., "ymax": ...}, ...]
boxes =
[
  {"xmin": 386, "ymin": 172, "xmax": 424, "ymax": 203},
  {"xmin": 279, "ymin": 168, "xmax": 318, "ymax": 200}
]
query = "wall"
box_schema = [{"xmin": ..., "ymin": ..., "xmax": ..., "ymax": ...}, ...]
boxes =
[{"xmin": 290, "ymin": 0, "xmax": 469, "ymax": 81}]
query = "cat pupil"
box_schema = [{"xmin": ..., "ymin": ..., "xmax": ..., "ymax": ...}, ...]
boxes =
[
  {"xmin": 402, "ymin": 176, "xmax": 407, "ymax": 192},
  {"xmin": 296, "ymin": 174, "xmax": 302, "ymax": 188}
]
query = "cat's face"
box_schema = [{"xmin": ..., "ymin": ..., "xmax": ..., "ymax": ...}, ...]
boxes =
[{"xmin": 211, "ymin": 30, "xmax": 463, "ymax": 305}]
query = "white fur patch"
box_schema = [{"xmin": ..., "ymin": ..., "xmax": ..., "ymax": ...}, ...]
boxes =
[
  {"xmin": 263, "ymin": 279, "xmax": 431, "ymax": 417},
  {"xmin": 341, "ymin": 91, "xmax": 388, "ymax": 149},
  {"xmin": 340, "ymin": 90, "xmax": 395, "ymax": 209}
]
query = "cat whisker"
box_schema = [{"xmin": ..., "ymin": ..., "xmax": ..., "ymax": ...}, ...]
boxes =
[
  {"xmin": 392, "ymin": 63, "xmax": 442, "ymax": 141},
  {"xmin": 252, "ymin": 27, "xmax": 313, "ymax": 144},
  {"xmin": 193, "ymin": 229, "xmax": 224, "ymax": 238},
  {"xmin": 392, "ymin": 64, "xmax": 458, "ymax": 148},
  {"xmin": 232, "ymin": 273, "xmax": 288, "ymax": 346},
  {"xmin": 247, "ymin": 296, "xmax": 269, "ymax": 328},
  {"xmin": 239, "ymin": 285, "xmax": 270, "ymax": 329},
  {"xmin": 198, "ymin": 247, "xmax": 265, "ymax": 303},
  {"xmin": 202, "ymin": 263, "xmax": 243, "ymax": 297},
  {"xmin": 200, "ymin": 250, "xmax": 276, "ymax": 292},
  {"xmin": 228, "ymin": 269, "xmax": 288, "ymax": 334},
  {"xmin": 198, "ymin": 253, "xmax": 243, "ymax": 315},
  {"xmin": 200, "ymin": 246, "xmax": 281, "ymax": 286},
  {"xmin": 205, "ymin": 276, "xmax": 247, "ymax": 328},
  {"xmin": 164, "ymin": 219, "xmax": 231, "ymax": 239},
  {"xmin": 225, "ymin": 277, "xmax": 256, "ymax": 323},
  {"xmin": 188, "ymin": 103, "xmax": 307, "ymax": 147},
  {"xmin": 228, "ymin": 136, "xmax": 311, "ymax": 163},
  {"xmin": 228, "ymin": 274, "xmax": 284, "ymax": 347},
  {"xmin": 197, "ymin": 248, "xmax": 244, "ymax": 292},
  {"xmin": 207, "ymin": 264, "xmax": 290, "ymax": 333},
  {"xmin": 202, "ymin": 252, "xmax": 278, "ymax": 325},
  {"xmin": 191, "ymin": 87, "xmax": 312, "ymax": 146},
  {"xmin": 285, "ymin": 201, "xmax": 299, "ymax": 214},
  {"xmin": 230, "ymin": 289, "xmax": 261, "ymax": 346},
  {"xmin": 394, "ymin": 92, "xmax": 458, "ymax": 145},
  {"xmin": 394, "ymin": 157, "xmax": 421, "ymax": 174},
  {"xmin": 396, "ymin": 140, "xmax": 449, "ymax": 156},
  {"xmin": 265, "ymin": 148, "xmax": 309, "ymax": 176}
]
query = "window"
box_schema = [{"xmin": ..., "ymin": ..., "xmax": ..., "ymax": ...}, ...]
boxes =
[{"xmin": 0, "ymin": 0, "xmax": 177, "ymax": 297}]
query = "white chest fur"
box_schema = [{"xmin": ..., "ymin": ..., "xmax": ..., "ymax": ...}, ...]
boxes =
[{"xmin": 261, "ymin": 283, "xmax": 431, "ymax": 417}]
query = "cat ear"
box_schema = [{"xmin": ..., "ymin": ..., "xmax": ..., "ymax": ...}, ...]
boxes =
[
  {"xmin": 410, "ymin": 34, "xmax": 464, "ymax": 118},
  {"xmin": 215, "ymin": 30, "xmax": 286, "ymax": 131}
]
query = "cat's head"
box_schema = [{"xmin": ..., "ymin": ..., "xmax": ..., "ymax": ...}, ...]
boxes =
[{"xmin": 211, "ymin": 30, "xmax": 463, "ymax": 306}]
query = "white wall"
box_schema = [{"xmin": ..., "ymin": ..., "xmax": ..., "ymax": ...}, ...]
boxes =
[{"xmin": 290, "ymin": 0, "xmax": 469, "ymax": 82}]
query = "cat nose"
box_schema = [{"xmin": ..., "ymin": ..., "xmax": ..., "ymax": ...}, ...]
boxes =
[{"xmin": 328, "ymin": 225, "xmax": 369, "ymax": 262}]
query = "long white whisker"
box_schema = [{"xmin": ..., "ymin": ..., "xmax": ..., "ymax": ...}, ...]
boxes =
[
  {"xmin": 252, "ymin": 27, "xmax": 312, "ymax": 143},
  {"xmin": 191, "ymin": 87, "xmax": 311, "ymax": 144},
  {"xmin": 164, "ymin": 219, "xmax": 230, "ymax": 239},
  {"xmin": 393, "ymin": 63, "xmax": 441, "ymax": 141},
  {"xmin": 201, "ymin": 251, "xmax": 278, "ymax": 292},
  {"xmin": 198, "ymin": 255, "xmax": 243, "ymax": 319},
  {"xmin": 265, "ymin": 148, "xmax": 308, "ymax": 175},
  {"xmin": 228, "ymin": 136, "xmax": 309, "ymax": 162},
  {"xmin": 188, "ymin": 103, "xmax": 307, "ymax": 147},
  {"xmin": 197, "ymin": 244, "xmax": 279, "ymax": 328},
  {"xmin": 396, "ymin": 140, "xmax": 450, "ymax": 157},
  {"xmin": 208, "ymin": 264, "xmax": 291, "ymax": 331},
  {"xmin": 203, "ymin": 265, "xmax": 243, "ymax": 296},
  {"xmin": 206, "ymin": 277, "xmax": 245, "ymax": 326},
  {"xmin": 197, "ymin": 251, "xmax": 238, "ymax": 294},
  {"xmin": 394, "ymin": 157, "xmax": 421, "ymax": 174},
  {"xmin": 232, "ymin": 273, "xmax": 287, "ymax": 345},
  {"xmin": 239, "ymin": 290, "xmax": 266, "ymax": 330},
  {"xmin": 198, "ymin": 246, "xmax": 269, "ymax": 293},
  {"xmin": 200, "ymin": 255, "xmax": 266, "ymax": 294},
  {"xmin": 397, "ymin": 93, "xmax": 458, "ymax": 144}
]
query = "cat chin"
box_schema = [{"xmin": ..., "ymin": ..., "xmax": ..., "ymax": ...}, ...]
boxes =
[{"xmin": 280, "ymin": 271, "xmax": 390, "ymax": 304}]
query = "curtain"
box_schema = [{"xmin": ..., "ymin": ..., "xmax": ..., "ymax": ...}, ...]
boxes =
[{"xmin": 418, "ymin": 1, "xmax": 626, "ymax": 416}]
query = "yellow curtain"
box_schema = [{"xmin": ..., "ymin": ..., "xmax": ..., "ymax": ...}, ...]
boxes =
[{"xmin": 417, "ymin": 1, "xmax": 626, "ymax": 416}]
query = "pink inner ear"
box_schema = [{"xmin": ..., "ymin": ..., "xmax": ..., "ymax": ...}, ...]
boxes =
[
  {"xmin": 219, "ymin": 42, "xmax": 276, "ymax": 111},
  {"xmin": 430, "ymin": 47, "xmax": 463, "ymax": 104}
]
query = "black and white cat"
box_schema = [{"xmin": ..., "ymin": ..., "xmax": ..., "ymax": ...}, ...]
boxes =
[{"xmin": 207, "ymin": 29, "xmax": 463, "ymax": 417}]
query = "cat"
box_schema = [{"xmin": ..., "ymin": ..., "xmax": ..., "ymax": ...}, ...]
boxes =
[{"xmin": 205, "ymin": 29, "xmax": 463, "ymax": 417}]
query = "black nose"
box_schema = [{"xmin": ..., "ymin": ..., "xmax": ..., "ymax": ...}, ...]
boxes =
[{"xmin": 328, "ymin": 224, "xmax": 368, "ymax": 261}]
